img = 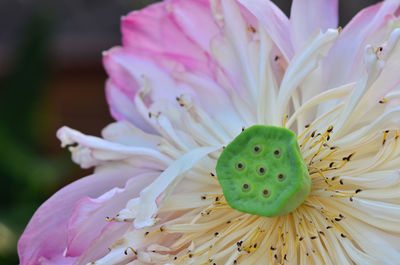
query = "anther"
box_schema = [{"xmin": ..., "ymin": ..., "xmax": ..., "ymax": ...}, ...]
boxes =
[
  {"xmin": 105, "ymin": 216, "xmax": 115, "ymax": 222},
  {"xmin": 247, "ymin": 25, "xmax": 256, "ymax": 33},
  {"xmin": 311, "ymin": 130, "xmax": 316, "ymax": 137},
  {"xmin": 375, "ymin": 46, "xmax": 383, "ymax": 55},
  {"xmin": 124, "ymin": 247, "xmax": 137, "ymax": 255},
  {"xmin": 342, "ymin": 153, "xmax": 354, "ymax": 161}
]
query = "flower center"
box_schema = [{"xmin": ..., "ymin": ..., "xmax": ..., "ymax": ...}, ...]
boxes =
[{"xmin": 216, "ymin": 125, "xmax": 311, "ymax": 217}]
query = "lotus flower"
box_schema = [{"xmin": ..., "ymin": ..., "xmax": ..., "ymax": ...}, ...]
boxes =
[{"xmin": 19, "ymin": 0, "xmax": 400, "ymax": 264}]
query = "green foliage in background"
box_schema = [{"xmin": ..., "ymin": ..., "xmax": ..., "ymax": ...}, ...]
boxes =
[{"xmin": 0, "ymin": 13, "xmax": 77, "ymax": 265}]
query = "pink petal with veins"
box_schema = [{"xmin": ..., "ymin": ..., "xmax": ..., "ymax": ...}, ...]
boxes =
[
  {"xmin": 18, "ymin": 167, "xmax": 143, "ymax": 265},
  {"xmin": 290, "ymin": 0, "xmax": 338, "ymax": 50},
  {"xmin": 237, "ymin": 0, "xmax": 294, "ymax": 60},
  {"xmin": 65, "ymin": 172, "xmax": 157, "ymax": 257},
  {"xmin": 121, "ymin": 1, "xmax": 214, "ymax": 76}
]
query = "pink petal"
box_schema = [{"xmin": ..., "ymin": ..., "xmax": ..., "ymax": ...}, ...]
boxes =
[
  {"xmin": 121, "ymin": 1, "xmax": 213, "ymax": 76},
  {"xmin": 65, "ymin": 171, "xmax": 157, "ymax": 257},
  {"xmin": 18, "ymin": 166, "xmax": 143, "ymax": 265},
  {"xmin": 105, "ymin": 79, "xmax": 155, "ymax": 133},
  {"xmin": 104, "ymin": 47, "xmax": 239, "ymax": 130},
  {"xmin": 38, "ymin": 256, "xmax": 76, "ymax": 265},
  {"xmin": 290, "ymin": 0, "xmax": 338, "ymax": 50},
  {"xmin": 237, "ymin": 0, "xmax": 294, "ymax": 60},
  {"xmin": 103, "ymin": 47, "xmax": 182, "ymax": 106},
  {"xmin": 74, "ymin": 222, "xmax": 132, "ymax": 265},
  {"xmin": 167, "ymin": 0, "xmax": 220, "ymax": 53},
  {"xmin": 323, "ymin": 0, "xmax": 400, "ymax": 89}
]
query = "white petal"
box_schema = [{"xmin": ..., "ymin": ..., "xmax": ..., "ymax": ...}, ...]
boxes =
[{"xmin": 134, "ymin": 146, "xmax": 221, "ymax": 228}]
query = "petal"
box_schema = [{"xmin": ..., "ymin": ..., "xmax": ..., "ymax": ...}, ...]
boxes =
[
  {"xmin": 105, "ymin": 47, "xmax": 244, "ymax": 137},
  {"xmin": 237, "ymin": 0, "xmax": 294, "ymax": 60},
  {"xmin": 276, "ymin": 29, "xmax": 339, "ymax": 124},
  {"xmin": 341, "ymin": 217, "xmax": 400, "ymax": 263},
  {"xmin": 167, "ymin": 0, "xmax": 220, "ymax": 53},
  {"xmin": 220, "ymin": 0, "xmax": 259, "ymax": 102},
  {"xmin": 65, "ymin": 171, "xmax": 158, "ymax": 257},
  {"xmin": 323, "ymin": 0, "xmax": 400, "ymax": 89},
  {"xmin": 18, "ymin": 166, "xmax": 141, "ymax": 265},
  {"xmin": 121, "ymin": 1, "xmax": 213, "ymax": 76},
  {"xmin": 134, "ymin": 145, "xmax": 221, "ymax": 228},
  {"xmin": 105, "ymin": 79, "xmax": 155, "ymax": 133},
  {"xmin": 57, "ymin": 126, "xmax": 171, "ymax": 169},
  {"xmin": 103, "ymin": 47, "xmax": 183, "ymax": 107},
  {"xmin": 74, "ymin": 222, "xmax": 132, "ymax": 265},
  {"xmin": 101, "ymin": 121, "xmax": 161, "ymax": 149},
  {"xmin": 37, "ymin": 256, "xmax": 76, "ymax": 265},
  {"xmin": 290, "ymin": 0, "xmax": 338, "ymax": 50}
]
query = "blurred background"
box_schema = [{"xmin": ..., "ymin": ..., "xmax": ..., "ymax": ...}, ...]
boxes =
[{"xmin": 0, "ymin": 0, "xmax": 380, "ymax": 263}]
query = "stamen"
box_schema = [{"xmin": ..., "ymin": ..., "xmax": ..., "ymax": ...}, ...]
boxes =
[{"xmin": 124, "ymin": 247, "xmax": 137, "ymax": 256}]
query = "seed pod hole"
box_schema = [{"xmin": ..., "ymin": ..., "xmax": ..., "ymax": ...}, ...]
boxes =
[
  {"xmin": 262, "ymin": 189, "xmax": 270, "ymax": 197},
  {"xmin": 274, "ymin": 149, "xmax": 281, "ymax": 157},
  {"xmin": 242, "ymin": 183, "xmax": 250, "ymax": 192},
  {"xmin": 236, "ymin": 162, "xmax": 245, "ymax": 170},
  {"xmin": 278, "ymin": 173, "xmax": 285, "ymax": 181},
  {"xmin": 257, "ymin": 166, "xmax": 266, "ymax": 175},
  {"xmin": 253, "ymin": 145, "xmax": 261, "ymax": 153}
]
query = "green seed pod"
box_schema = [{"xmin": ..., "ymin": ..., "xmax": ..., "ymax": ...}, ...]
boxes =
[{"xmin": 216, "ymin": 125, "xmax": 311, "ymax": 217}]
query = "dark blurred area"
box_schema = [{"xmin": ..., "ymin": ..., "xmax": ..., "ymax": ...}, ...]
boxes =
[{"xmin": 0, "ymin": 0, "xmax": 380, "ymax": 264}]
